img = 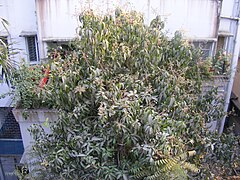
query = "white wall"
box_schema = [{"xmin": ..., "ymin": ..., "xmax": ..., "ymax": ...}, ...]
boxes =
[
  {"xmin": 218, "ymin": 0, "xmax": 234, "ymax": 33},
  {"xmin": 36, "ymin": 0, "xmax": 80, "ymax": 40},
  {"xmin": 130, "ymin": 0, "xmax": 218, "ymax": 39},
  {"xmin": 0, "ymin": 0, "xmax": 38, "ymax": 107},
  {"xmin": 12, "ymin": 109, "xmax": 58, "ymax": 149},
  {"xmin": 36, "ymin": 0, "xmax": 82, "ymax": 58},
  {"xmin": 36, "ymin": 0, "xmax": 219, "ymax": 58},
  {"xmin": 84, "ymin": 0, "xmax": 218, "ymax": 39},
  {"xmin": 0, "ymin": 0, "xmax": 38, "ymax": 63},
  {"xmin": 219, "ymin": 0, "xmax": 239, "ymax": 54}
]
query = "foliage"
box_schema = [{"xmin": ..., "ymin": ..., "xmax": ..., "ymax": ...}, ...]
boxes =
[
  {"xmin": 10, "ymin": 61, "xmax": 51, "ymax": 110},
  {"xmin": 212, "ymin": 50, "xmax": 231, "ymax": 75},
  {"xmin": 199, "ymin": 131, "xmax": 240, "ymax": 179},
  {"xmin": 132, "ymin": 150, "xmax": 199, "ymax": 179},
  {"xmin": 12, "ymin": 9, "xmax": 239, "ymax": 179},
  {"xmin": 198, "ymin": 50, "xmax": 231, "ymax": 77},
  {"xmin": 0, "ymin": 17, "xmax": 16, "ymax": 84}
]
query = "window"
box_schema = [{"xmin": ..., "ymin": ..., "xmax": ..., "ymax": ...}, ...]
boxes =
[
  {"xmin": 47, "ymin": 41, "xmax": 70, "ymax": 50},
  {"xmin": 217, "ymin": 36, "xmax": 225, "ymax": 51},
  {"xmin": 46, "ymin": 41, "xmax": 72, "ymax": 59},
  {"xmin": 192, "ymin": 41, "xmax": 215, "ymax": 59},
  {"xmin": 26, "ymin": 36, "xmax": 39, "ymax": 62},
  {"xmin": 217, "ymin": 31, "xmax": 234, "ymax": 54}
]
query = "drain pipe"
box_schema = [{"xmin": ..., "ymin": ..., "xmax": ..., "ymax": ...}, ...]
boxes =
[{"xmin": 219, "ymin": 17, "xmax": 240, "ymax": 134}]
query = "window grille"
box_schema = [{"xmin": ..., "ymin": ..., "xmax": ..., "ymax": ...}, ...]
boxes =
[
  {"xmin": 192, "ymin": 41, "xmax": 214, "ymax": 59},
  {"xmin": 26, "ymin": 36, "xmax": 38, "ymax": 62}
]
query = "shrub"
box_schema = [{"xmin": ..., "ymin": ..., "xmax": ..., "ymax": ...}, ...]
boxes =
[
  {"xmin": 16, "ymin": 9, "xmax": 239, "ymax": 179},
  {"xmin": 10, "ymin": 61, "xmax": 52, "ymax": 111}
]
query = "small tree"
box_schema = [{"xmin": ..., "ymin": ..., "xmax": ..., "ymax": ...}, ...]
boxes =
[
  {"xmin": 0, "ymin": 17, "xmax": 15, "ymax": 85},
  {"xmin": 17, "ymin": 9, "xmax": 238, "ymax": 179}
]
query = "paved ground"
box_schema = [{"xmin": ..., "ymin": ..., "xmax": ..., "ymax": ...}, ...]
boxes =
[{"xmin": 0, "ymin": 155, "xmax": 22, "ymax": 180}]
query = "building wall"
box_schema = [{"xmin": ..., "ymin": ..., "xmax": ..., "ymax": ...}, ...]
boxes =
[
  {"xmin": 219, "ymin": 0, "xmax": 240, "ymax": 108},
  {"xmin": 36, "ymin": 0, "xmax": 80, "ymax": 40},
  {"xmin": 233, "ymin": 59, "xmax": 240, "ymax": 99},
  {"xmin": 155, "ymin": 0, "xmax": 218, "ymax": 39},
  {"xmin": 35, "ymin": 0, "xmax": 220, "ymax": 58},
  {"xmin": 0, "ymin": 0, "xmax": 38, "ymax": 63},
  {"xmin": 35, "ymin": 0, "xmax": 81, "ymax": 58},
  {"xmin": 0, "ymin": 0, "xmax": 38, "ymax": 106},
  {"xmin": 218, "ymin": 0, "xmax": 239, "ymax": 54}
]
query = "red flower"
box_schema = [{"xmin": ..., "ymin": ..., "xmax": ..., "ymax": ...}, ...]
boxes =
[{"xmin": 39, "ymin": 65, "xmax": 50, "ymax": 88}]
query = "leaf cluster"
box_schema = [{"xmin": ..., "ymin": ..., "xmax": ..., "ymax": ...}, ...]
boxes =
[
  {"xmin": 11, "ymin": 61, "xmax": 51, "ymax": 110},
  {"xmin": 0, "ymin": 17, "xmax": 16, "ymax": 85}
]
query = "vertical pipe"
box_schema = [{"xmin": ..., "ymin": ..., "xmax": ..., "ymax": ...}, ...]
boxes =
[{"xmin": 219, "ymin": 18, "xmax": 240, "ymax": 134}]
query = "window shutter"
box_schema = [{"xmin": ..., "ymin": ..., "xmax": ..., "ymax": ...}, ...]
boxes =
[{"xmin": 27, "ymin": 36, "xmax": 37, "ymax": 62}]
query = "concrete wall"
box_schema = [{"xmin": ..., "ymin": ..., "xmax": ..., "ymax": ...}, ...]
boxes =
[
  {"xmin": 155, "ymin": 0, "xmax": 218, "ymax": 39},
  {"xmin": 0, "ymin": 0, "xmax": 38, "ymax": 63},
  {"xmin": 12, "ymin": 109, "xmax": 58, "ymax": 149},
  {"xmin": 35, "ymin": 0, "xmax": 81, "ymax": 58},
  {"xmin": 36, "ymin": 0, "xmax": 80, "ymax": 40},
  {"xmin": 233, "ymin": 59, "xmax": 240, "ymax": 99},
  {"xmin": 36, "ymin": 0, "xmax": 219, "ymax": 58},
  {"xmin": 219, "ymin": 0, "xmax": 239, "ymax": 54}
]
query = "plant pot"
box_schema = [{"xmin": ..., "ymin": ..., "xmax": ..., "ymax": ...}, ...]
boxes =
[{"xmin": 12, "ymin": 109, "xmax": 58, "ymax": 149}]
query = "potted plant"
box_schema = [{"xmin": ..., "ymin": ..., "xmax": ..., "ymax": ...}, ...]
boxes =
[{"xmin": 11, "ymin": 62, "xmax": 57, "ymax": 149}]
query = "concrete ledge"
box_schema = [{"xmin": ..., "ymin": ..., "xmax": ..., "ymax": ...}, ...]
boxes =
[{"xmin": 12, "ymin": 109, "xmax": 58, "ymax": 149}]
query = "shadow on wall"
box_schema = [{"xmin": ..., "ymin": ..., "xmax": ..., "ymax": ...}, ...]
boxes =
[{"xmin": 225, "ymin": 95, "xmax": 240, "ymax": 135}]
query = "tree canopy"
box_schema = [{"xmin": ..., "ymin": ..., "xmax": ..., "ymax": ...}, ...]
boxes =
[{"xmin": 13, "ymin": 9, "xmax": 240, "ymax": 179}]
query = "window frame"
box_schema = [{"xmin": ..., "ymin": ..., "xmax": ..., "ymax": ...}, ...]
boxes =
[
  {"xmin": 192, "ymin": 40, "xmax": 215, "ymax": 59},
  {"xmin": 25, "ymin": 35, "xmax": 39, "ymax": 64}
]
